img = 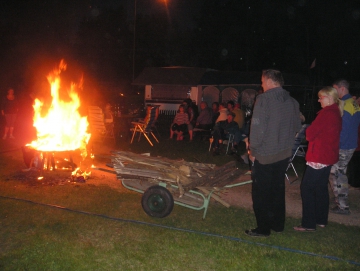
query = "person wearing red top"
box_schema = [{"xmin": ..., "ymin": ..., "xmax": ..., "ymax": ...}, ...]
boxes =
[{"xmin": 294, "ymin": 86, "xmax": 343, "ymax": 232}]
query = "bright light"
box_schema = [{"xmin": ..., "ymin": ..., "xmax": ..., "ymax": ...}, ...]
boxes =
[{"xmin": 26, "ymin": 60, "xmax": 91, "ymax": 155}]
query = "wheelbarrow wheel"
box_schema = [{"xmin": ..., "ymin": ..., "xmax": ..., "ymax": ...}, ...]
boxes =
[{"xmin": 141, "ymin": 185, "xmax": 174, "ymax": 218}]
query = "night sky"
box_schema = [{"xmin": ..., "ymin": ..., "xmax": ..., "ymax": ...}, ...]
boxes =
[{"xmin": 0, "ymin": 0, "xmax": 360, "ymax": 95}]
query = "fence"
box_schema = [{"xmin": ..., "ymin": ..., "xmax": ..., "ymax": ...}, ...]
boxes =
[{"xmin": 157, "ymin": 110, "xmax": 176, "ymax": 135}]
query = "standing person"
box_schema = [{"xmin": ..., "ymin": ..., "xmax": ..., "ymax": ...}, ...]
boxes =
[
  {"xmin": 1, "ymin": 88, "xmax": 19, "ymax": 139},
  {"xmin": 294, "ymin": 87, "xmax": 342, "ymax": 232},
  {"xmin": 104, "ymin": 103, "xmax": 114, "ymax": 124},
  {"xmin": 330, "ymin": 80, "xmax": 360, "ymax": 215},
  {"xmin": 245, "ymin": 69, "xmax": 301, "ymax": 237}
]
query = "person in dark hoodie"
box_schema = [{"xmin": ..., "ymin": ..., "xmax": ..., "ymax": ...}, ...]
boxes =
[{"xmin": 246, "ymin": 69, "xmax": 301, "ymax": 237}]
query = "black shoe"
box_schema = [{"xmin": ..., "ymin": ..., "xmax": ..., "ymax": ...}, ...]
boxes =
[
  {"xmin": 245, "ymin": 228, "xmax": 270, "ymax": 237},
  {"xmin": 272, "ymin": 229, "xmax": 283, "ymax": 233},
  {"xmin": 330, "ymin": 206, "xmax": 350, "ymax": 215}
]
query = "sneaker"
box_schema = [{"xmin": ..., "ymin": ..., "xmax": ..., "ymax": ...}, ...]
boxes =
[
  {"xmin": 9, "ymin": 135, "xmax": 15, "ymax": 139},
  {"xmin": 330, "ymin": 206, "xmax": 350, "ymax": 215},
  {"xmin": 2, "ymin": 135, "xmax": 6, "ymax": 140},
  {"xmin": 245, "ymin": 228, "xmax": 270, "ymax": 237}
]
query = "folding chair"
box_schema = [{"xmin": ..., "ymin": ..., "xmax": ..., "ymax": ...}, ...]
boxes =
[
  {"xmin": 208, "ymin": 133, "xmax": 235, "ymax": 154},
  {"xmin": 285, "ymin": 124, "xmax": 309, "ymax": 183},
  {"xmin": 224, "ymin": 133, "xmax": 235, "ymax": 154},
  {"xmin": 130, "ymin": 105, "xmax": 159, "ymax": 146},
  {"xmin": 88, "ymin": 106, "xmax": 115, "ymax": 143}
]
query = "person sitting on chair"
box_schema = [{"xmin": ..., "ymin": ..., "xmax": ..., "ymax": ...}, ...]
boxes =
[
  {"xmin": 170, "ymin": 105, "xmax": 192, "ymax": 141},
  {"xmin": 195, "ymin": 101, "xmax": 213, "ymax": 130},
  {"xmin": 215, "ymin": 102, "xmax": 229, "ymax": 123},
  {"xmin": 211, "ymin": 102, "xmax": 220, "ymax": 126},
  {"xmin": 211, "ymin": 112, "xmax": 239, "ymax": 155}
]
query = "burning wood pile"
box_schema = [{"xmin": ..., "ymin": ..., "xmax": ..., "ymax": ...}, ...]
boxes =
[
  {"xmin": 21, "ymin": 60, "xmax": 92, "ymax": 181},
  {"xmin": 111, "ymin": 151, "xmax": 242, "ymax": 196}
]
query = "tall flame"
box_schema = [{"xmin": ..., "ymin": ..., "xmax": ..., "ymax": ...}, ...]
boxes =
[{"xmin": 27, "ymin": 60, "xmax": 91, "ymax": 153}]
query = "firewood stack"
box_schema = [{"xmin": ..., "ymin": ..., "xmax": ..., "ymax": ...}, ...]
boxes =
[{"xmin": 110, "ymin": 151, "xmax": 242, "ymax": 196}]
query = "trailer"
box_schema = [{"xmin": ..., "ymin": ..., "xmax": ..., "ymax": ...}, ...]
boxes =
[{"xmin": 105, "ymin": 151, "xmax": 252, "ymax": 219}]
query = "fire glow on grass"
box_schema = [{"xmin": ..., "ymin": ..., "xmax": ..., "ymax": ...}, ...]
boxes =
[{"xmin": 27, "ymin": 60, "xmax": 91, "ymax": 156}]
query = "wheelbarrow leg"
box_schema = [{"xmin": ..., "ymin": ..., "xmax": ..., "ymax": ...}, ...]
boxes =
[{"xmin": 202, "ymin": 190, "xmax": 217, "ymax": 219}]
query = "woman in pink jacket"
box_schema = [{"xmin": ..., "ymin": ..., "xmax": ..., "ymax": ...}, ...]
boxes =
[{"xmin": 294, "ymin": 86, "xmax": 343, "ymax": 232}]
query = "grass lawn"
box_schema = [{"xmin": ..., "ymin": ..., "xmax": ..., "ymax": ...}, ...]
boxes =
[{"xmin": 0, "ymin": 135, "xmax": 359, "ymax": 270}]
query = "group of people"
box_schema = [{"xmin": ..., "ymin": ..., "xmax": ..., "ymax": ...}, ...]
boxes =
[
  {"xmin": 170, "ymin": 98, "xmax": 211, "ymax": 141},
  {"xmin": 170, "ymin": 97, "xmax": 250, "ymax": 156},
  {"xmin": 245, "ymin": 70, "xmax": 360, "ymax": 237}
]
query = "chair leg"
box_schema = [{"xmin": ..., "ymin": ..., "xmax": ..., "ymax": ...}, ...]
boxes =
[
  {"xmin": 285, "ymin": 162, "xmax": 298, "ymax": 184},
  {"xmin": 130, "ymin": 126, "xmax": 139, "ymax": 143},
  {"xmin": 142, "ymin": 133, "xmax": 154, "ymax": 146},
  {"xmin": 138, "ymin": 126, "xmax": 154, "ymax": 146},
  {"xmin": 150, "ymin": 132, "xmax": 159, "ymax": 143},
  {"xmin": 226, "ymin": 134, "xmax": 234, "ymax": 154}
]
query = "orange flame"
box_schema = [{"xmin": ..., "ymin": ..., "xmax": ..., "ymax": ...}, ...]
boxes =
[{"xmin": 27, "ymin": 60, "xmax": 91, "ymax": 154}]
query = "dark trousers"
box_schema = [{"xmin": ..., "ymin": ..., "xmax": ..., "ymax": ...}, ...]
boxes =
[
  {"xmin": 301, "ymin": 165, "xmax": 331, "ymax": 229},
  {"xmin": 251, "ymin": 158, "xmax": 288, "ymax": 234}
]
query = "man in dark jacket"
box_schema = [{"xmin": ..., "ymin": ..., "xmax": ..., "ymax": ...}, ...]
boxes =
[{"xmin": 245, "ymin": 69, "xmax": 301, "ymax": 237}]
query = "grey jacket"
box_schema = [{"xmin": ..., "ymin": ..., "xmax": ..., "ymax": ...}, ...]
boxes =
[{"xmin": 250, "ymin": 87, "xmax": 301, "ymax": 164}]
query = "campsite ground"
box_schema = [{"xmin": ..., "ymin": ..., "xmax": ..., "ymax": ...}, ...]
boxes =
[{"xmin": 2, "ymin": 130, "xmax": 359, "ymax": 228}]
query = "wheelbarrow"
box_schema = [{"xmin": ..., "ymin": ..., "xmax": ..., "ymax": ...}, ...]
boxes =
[{"xmin": 104, "ymin": 151, "xmax": 252, "ymax": 219}]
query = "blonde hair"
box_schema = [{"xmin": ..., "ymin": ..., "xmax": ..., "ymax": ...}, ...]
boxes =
[{"xmin": 318, "ymin": 86, "xmax": 344, "ymax": 116}]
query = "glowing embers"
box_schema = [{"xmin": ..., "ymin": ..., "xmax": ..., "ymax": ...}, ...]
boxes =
[
  {"xmin": 71, "ymin": 167, "xmax": 91, "ymax": 183},
  {"xmin": 22, "ymin": 146, "xmax": 81, "ymax": 171}
]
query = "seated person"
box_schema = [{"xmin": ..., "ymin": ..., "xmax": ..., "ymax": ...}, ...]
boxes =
[
  {"xmin": 170, "ymin": 105, "xmax": 192, "ymax": 141},
  {"xmin": 211, "ymin": 102, "xmax": 220, "ymax": 126},
  {"xmin": 215, "ymin": 102, "xmax": 229, "ymax": 123},
  {"xmin": 195, "ymin": 101, "xmax": 213, "ymax": 130},
  {"xmin": 231, "ymin": 103, "xmax": 247, "ymax": 152},
  {"xmin": 211, "ymin": 112, "xmax": 240, "ymax": 155}
]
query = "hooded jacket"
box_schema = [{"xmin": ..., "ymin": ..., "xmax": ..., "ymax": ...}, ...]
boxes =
[{"xmin": 250, "ymin": 86, "xmax": 301, "ymax": 164}]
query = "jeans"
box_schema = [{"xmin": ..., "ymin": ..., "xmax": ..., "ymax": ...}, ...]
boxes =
[
  {"xmin": 301, "ymin": 165, "xmax": 331, "ymax": 229},
  {"xmin": 329, "ymin": 148, "xmax": 355, "ymax": 209}
]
